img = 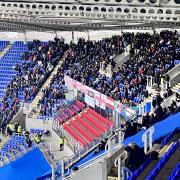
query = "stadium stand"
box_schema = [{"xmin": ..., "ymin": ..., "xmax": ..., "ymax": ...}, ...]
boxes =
[
  {"xmin": 35, "ymin": 31, "xmax": 180, "ymax": 122},
  {"xmin": 36, "ymin": 35, "xmax": 123, "ymax": 118},
  {"xmin": 0, "ymin": 30, "xmax": 179, "ymax": 180},
  {"xmin": 0, "ymin": 41, "xmax": 28, "ymax": 129},
  {"xmin": 0, "ymin": 134, "xmax": 33, "ymax": 166}
]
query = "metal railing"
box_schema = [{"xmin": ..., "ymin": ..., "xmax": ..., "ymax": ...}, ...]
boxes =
[
  {"xmin": 0, "ymin": 128, "xmax": 2, "ymax": 138},
  {"xmin": 105, "ymin": 131, "xmax": 124, "ymax": 153},
  {"xmin": 114, "ymin": 151, "xmax": 127, "ymax": 180},
  {"xmin": 53, "ymin": 99, "xmax": 76, "ymax": 119},
  {"xmin": 55, "ymin": 125, "xmax": 82, "ymax": 150},
  {"xmin": 64, "ymin": 130, "xmax": 125, "ymax": 180},
  {"xmin": 63, "ymin": 127, "xmax": 114, "ymax": 170}
]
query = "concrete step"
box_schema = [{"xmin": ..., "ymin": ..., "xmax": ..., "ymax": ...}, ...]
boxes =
[
  {"xmin": 172, "ymin": 82, "xmax": 180, "ymax": 93},
  {"xmin": 0, "ymin": 44, "xmax": 12, "ymax": 59},
  {"xmin": 107, "ymin": 176, "xmax": 118, "ymax": 180},
  {"xmin": 173, "ymin": 86, "xmax": 179, "ymax": 90},
  {"xmin": 174, "ymin": 84, "xmax": 180, "ymax": 89},
  {"xmin": 0, "ymin": 136, "xmax": 9, "ymax": 148},
  {"xmin": 159, "ymin": 142, "xmax": 174, "ymax": 157}
]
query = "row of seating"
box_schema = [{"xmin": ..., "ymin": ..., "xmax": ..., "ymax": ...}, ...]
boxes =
[
  {"xmin": 161, "ymin": 128, "xmax": 180, "ymax": 148},
  {"xmin": 30, "ymin": 128, "xmax": 45, "ymax": 135},
  {"xmin": 127, "ymin": 158, "xmax": 151, "ymax": 180},
  {"xmin": 0, "ymin": 41, "xmax": 9, "ymax": 45},
  {"xmin": 57, "ymin": 100, "xmax": 85, "ymax": 124},
  {"xmin": 0, "ymin": 135, "xmax": 32, "ymax": 163},
  {"xmin": 62, "ymin": 107, "xmax": 113, "ymax": 147},
  {"xmin": 81, "ymin": 112, "xmax": 107, "ymax": 133},
  {"xmin": 146, "ymin": 141, "xmax": 180, "ymax": 180},
  {"xmin": 168, "ymin": 162, "xmax": 180, "ymax": 180},
  {"xmin": 1, "ymin": 56, "xmax": 22, "ymax": 60},
  {"xmin": 86, "ymin": 108, "xmax": 113, "ymax": 128},
  {"xmin": 75, "ymin": 115, "xmax": 101, "ymax": 138},
  {"xmin": 4, "ymin": 53, "xmax": 22, "ymax": 57}
]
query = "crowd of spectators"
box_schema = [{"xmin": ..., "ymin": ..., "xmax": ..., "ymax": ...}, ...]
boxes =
[
  {"xmin": 0, "ymin": 38, "xmax": 69, "ymax": 129},
  {"xmin": 122, "ymin": 95, "xmax": 180, "ymax": 139},
  {"xmin": 38, "ymin": 67, "xmax": 66, "ymax": 116},
  {"xmin": 0, "ymin": 30, "xmax": 180, "ymax": 129},
  {"xmin": 123, "ymin": 142, "xmax": 158, "ymax": 172},
  {"xmin": 38, "ymin": 36, "xmax": 123, "ymax": 116},
  {"xmin": 66, "ymin": 30, "xmax": 180, "ymax": 103},
  {"xmin": 36, "ymin": 30, "xmax": 180, "ymax": 117}
]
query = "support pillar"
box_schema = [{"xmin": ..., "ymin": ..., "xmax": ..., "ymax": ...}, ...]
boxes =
[
  {"xmin": 24, "ymin": 30, "xmax": 27, "ymax": 44},
  {"xmin": 87, "ymin": 30, "xmax": 90, "ymax": 41},
  {"xmin": 72, "ymin": 29, "xmax": 75, "ymax": 43},
  {"xmin": 142, "ymin": 126, "xmax": 154, "ymax": 154}
]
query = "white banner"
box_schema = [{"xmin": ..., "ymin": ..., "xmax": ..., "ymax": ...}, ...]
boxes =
[{"xmin": 85, "ymin": 94, "xmax": 95, "ymax": 108}]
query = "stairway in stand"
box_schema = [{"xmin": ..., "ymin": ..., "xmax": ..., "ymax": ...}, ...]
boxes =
[
  {"xmin": 29, "ymin": 60, "xmax": 63, "ymax": 118},
  {"xmin": 0, "ymin": 136, "xmax": 9, "ymax": 149},
  {"xmin": 172, "ymin": 82, "xmax": 180, "ymax": 93},
  {"xmin": 0, "ymin": 44, "xmax": 12, "ymax": 60}
]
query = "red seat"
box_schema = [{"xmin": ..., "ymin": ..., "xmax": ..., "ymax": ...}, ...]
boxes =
[
  {"xmin": 57, "ymin": 117, "xmax": 63, "ymax": 123},
  {"xmin": 87, "ymin": 108, "xmax": 113, "ymax": 128},
  {"xmin": 81, "ymin": 112, "xmax": 107, "ymax": 133},
  {"xmin": 67, "ymin": 108, "xmax": 75, "ymax": 116},
  {"xmin": 75, "ymin": 116, "xmax": 100, "ymax": 138},
  {"xmin": 63, "ymin": 124, "xmax": 87, "ymax": 146},
  {"xmin": 71, "ymin": 107, "xmax": 78, "ymax": 114},
  {"xmin": 62, "ymin": 112, "xmax": 69, "ymax": 119},
  {"xmin": 70, "ymin": 120, "xmax": 94, "ymax": 143},
  {"xmin": 75, "ymin": 100, "xmax": 85, "ymax": 109},
  {"xmin": 72, "ymin": 104, "xmax": 80, "ymax": 112}
]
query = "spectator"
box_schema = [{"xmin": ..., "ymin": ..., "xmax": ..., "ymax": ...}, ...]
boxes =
[
  {"xmin": 123, "ymin": 142, "xmax": 146, "ymax": 171},
  {"xmin": 59, "ymin": 136, "xmax": 65, "ymax": 151},
  {"xmin": 14, "ymin": 122, "xmax": 19, "ymax": 133},
  {"xmin": 155, "ymin": 93, "xmax": 163, "ymax": 106},
  {"xmin": 17, "ymin": 124, "xmax": 23, "ymax": 134},
  {"xmin": 176, "ymin": 93, "xmax": 180, "ymax": 103},
  {"xmin": 26, "ymin": 137, "xmax": 32, "ymax": 148},
  {"xmin": 34, "ymin": 134, "xmax": 41, "ymax": 144}
]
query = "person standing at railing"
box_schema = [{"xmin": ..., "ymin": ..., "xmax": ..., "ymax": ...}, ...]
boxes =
[
  {"xmin": 7, "ymin": 123, "xmax": 13, "ymax": 136},
  {"xmin": 14, "ymin": 122, "xmax": 19, "ymax": 133},
  {"xmin": 26, "ymin": 137, "xmax": 32, "ymax": 148},
  {"xmin": 17, "ymin": 125, "xmax": 22, "ymax": 135},
  {"xmin": 59, "ymin": 136, "xmax": 64, "ymax": 151},
  {"xmin": 34, "ymin": 134, "xmax": 41, "ymax": 144}
]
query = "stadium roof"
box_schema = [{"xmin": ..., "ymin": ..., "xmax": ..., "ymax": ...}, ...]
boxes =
[{"xmin": 0, "ymin": 0, "xmax": 179, "ymax": 32}]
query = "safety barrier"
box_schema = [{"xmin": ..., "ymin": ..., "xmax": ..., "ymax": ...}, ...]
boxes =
[
  {"xmin": 64, "ymin": 131, "xmax": 124, "ymax": 180},
  {"xmin": 63, "ymin": 127, "xmax": 114, "ymax": 170}
]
